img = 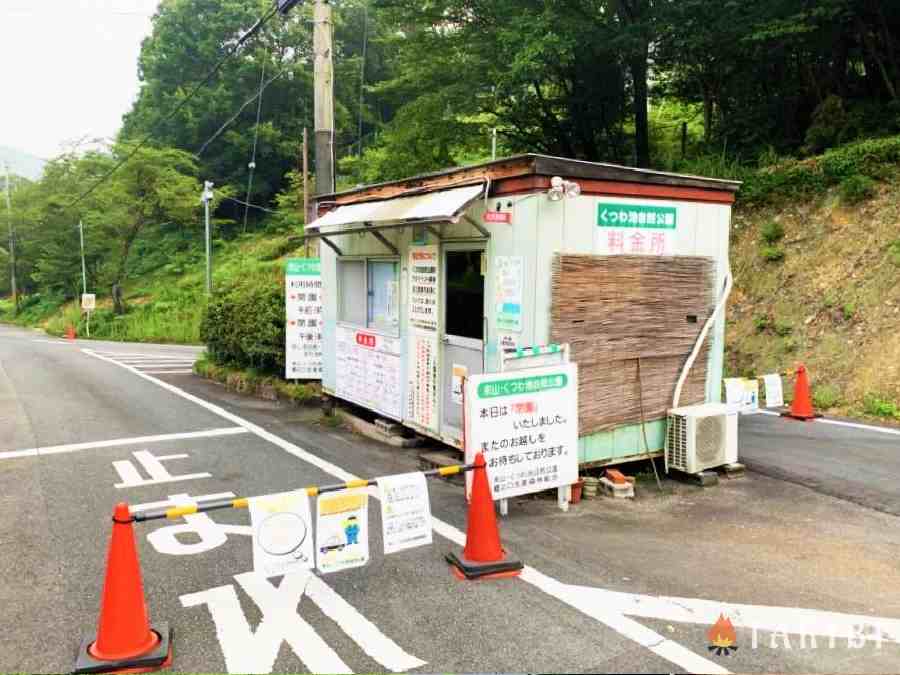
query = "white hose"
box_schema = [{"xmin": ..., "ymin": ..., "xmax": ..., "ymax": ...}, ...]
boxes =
[{"xmin": 671, "ymin": 267, "xmax": 734, "ymax": 410}]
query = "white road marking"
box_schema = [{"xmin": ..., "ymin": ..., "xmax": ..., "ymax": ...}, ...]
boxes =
[
  {"xmin": 181, "ymin": 572, "xmax": 351, "ymax": 674},
  {"xmin": 139, "ymin": 370, "xmax": 194, "ymax": 374},
  {"xmin": 113, "ymin": 450, "xmax": 212, "ymax": 489},
  {"xmin": 758, "ymin": 409, "xmax": 900, "ymax": 436},
  {"xmin": 131, "ymin": 492, "xmax": 236, "ymax": 513},
  {"xmin": 579, "ymin": 586, "xmax": 900, "ymax": 645},
  {"xmin": 32, "ymin": 339, "xmax": 72, "ymax": 345},
  {"xmin": 147, "ymin": 494, "xmax": 252, "ymax": 556},
  {"xmin": 0, "ymin": 427, "xmax": 248, "ymax": 460},
  {"xmin": 84, "ymin": 347, "xmax": 900, "ymax": 673}
]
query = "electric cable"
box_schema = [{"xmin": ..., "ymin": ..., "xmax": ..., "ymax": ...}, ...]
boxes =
[
  {"xmin": 197, "ymin": 65, "xmax": 289, "ymax": 157},
  {"xmin": 223, "ymin": 196, "xmax": 278, "ymax": 214},
  {"xmin": 68, "ymin": 4, "xmax": 280, "ymax": 210},
  {"xmin": 243, "ymin": 56, "xmax": 268, "ymax": 231}
]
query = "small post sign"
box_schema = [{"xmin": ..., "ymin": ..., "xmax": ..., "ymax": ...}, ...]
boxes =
[
  {"xmin": 464, "ymin": 364, "xmax": 579, "ymax": 501},
  {"xmin": 81, "ymin": 294, "xmax": 96, "ymax": 311}
]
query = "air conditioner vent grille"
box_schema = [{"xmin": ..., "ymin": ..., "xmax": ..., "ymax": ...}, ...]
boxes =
[{"xmin": 666, "ymin": 413, "xmax": 688, "ymax": 471}]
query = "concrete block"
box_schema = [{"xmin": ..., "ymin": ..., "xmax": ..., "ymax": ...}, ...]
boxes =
[
  {"xmin": 599, "ymin": 476, "xmax": 635, "ymax": 499},
  {"xmin": 720, "ymin": 462, "xmax": 745, "ymax": 479}
]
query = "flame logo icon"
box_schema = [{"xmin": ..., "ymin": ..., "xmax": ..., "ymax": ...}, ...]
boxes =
[{"xmin": 707, "ymin": 614, "xmax": 738, "ymax": 656}]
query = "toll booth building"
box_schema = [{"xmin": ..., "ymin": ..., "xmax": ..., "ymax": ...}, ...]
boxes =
[{"xmin": 306, "ymin": 154, "xmax": 740, "ymax": 467}]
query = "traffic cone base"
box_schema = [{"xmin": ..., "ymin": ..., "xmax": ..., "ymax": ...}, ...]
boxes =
[
  {"xmin": 74, "ymin": 623, "xmax": 173, "ymax": 674},
  {"xmin": 447, "ymin": 553, "xmax": 523, "ymax": 580},
  {"xmin": 448, "ymin": 452, "xmax": 524, "ymax": 580}
]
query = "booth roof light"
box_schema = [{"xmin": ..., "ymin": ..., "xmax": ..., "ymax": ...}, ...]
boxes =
[{"xmin": 548, "ymin": 176, "xmax": 581, "ymax": 201}]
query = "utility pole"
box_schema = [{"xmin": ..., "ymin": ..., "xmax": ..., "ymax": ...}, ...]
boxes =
[
  {"xmin": 313, "ymin": 0, "xmax": 335, "ymax": 197},
  {"xmin": 201, "ymin": 181, "xmax": 214, "ymax": 295},
  {"xmin": 492, "ymin": 128, "xmax": 498, "ymax": 160},
  {"xmin": 4, "ymin": 163, "xmax": 16, "ymax": 313},
  {"xmin": 79, "ymin": 220, "xmax": 87, "ymax": 296}
]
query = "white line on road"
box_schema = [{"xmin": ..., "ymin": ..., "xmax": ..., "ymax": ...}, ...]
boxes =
[
  {"xmin": 0, "ymin": 427, "xmax": 249, "ymax": 460},
  {"xmin": 32, "ymin": 339, "xmax": 72, "ymax": 345},
  {"xmin": 82, "ymin": 347, "xmax": 725, "ymax": 673},
  {"xmin": 138, "ymin": 370, "xmax": 195, "ymax": 374},
  {"xmin": 758, "ymin": 409, "xmax": 900, "ymax": 436}
]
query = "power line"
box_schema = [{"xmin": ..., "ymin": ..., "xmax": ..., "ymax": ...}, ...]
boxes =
[
  {"xmin": 223, "ymin": 195, "xmax": 278, "ymax": 214},
  {"xmin": 68, "ymin": 4, "xmax": 280, "ymax": 210},
  {"xmin": 196, "ymin": 65, "xmax": 290, "ymax": 157}
]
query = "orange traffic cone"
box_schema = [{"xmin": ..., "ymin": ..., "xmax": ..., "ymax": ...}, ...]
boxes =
[
  {"xmin": 781, "ymin": 363, "xmax": 821, "ymax": 421},
  {"xmin": 74, "ymin": 503, "xmax": 172, "ymax": 674},
  {"xmin": 446, "ymin": 453, "xmax": 523, "ymax": 580},
  {"xmin": 66, "ymin": 325, "xmax": 76, "ymax": 341}
]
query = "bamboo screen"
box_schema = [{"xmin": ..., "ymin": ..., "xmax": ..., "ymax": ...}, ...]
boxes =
[{"xmin": 551, "ymin": 254, "xmax": 716, "ymax": 435}]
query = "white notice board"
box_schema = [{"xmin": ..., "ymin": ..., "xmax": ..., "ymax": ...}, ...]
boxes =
[
  {"xmin": 335, "ymin": 325, "xmax": 402, "ymax": 419},
  {"xmin": 465, "ymin": 363, "xmax": 579, "ymax": 501},
  {"xmin": 285, "ymin": 259, "xmax": 323, "ymax": 379}
]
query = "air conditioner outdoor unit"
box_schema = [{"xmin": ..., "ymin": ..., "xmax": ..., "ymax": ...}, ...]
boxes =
[{"xmin": 665, "ymin": 403, "xmax": 738, "ymax": 474}]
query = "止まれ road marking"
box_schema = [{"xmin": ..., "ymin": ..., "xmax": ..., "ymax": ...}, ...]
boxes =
[
  {"xmin": 83, "ymin": 347, "xmax": 900, "ymax": 674},
  {"xmin": 0, "ymin": 427, "xmax": 249, "ymax": 460},
  {"xmin": 180, "ymin": 571, "xmax": 426, "ymax": 674},
  {"xmin": 113, "ymin": 450, "xmax": 212, "ymax": 488}
]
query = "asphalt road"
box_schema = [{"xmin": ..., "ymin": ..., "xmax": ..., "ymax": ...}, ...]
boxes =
[
  {"xmin": 739, "ymin": 411, "xmax": 900, "ymax": 516},
  {"xmin": 1, "ymin": 323, "xmax": 899, "ymax": 674}
]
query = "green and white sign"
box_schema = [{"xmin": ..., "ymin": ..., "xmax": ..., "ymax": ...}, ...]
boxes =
[
  {"xmin": 286, "ymin": 258, "xmax": 323, "ymax": 380},
  {"xmin": 464, "ymin": 363, "xmax": 579, "ymax": 501},
  {"xmin": 596, "ymin": 202, "xmax": 678, "ymax": 256}
]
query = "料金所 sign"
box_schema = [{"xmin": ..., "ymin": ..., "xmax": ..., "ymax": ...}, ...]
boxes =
[
  {"xmin": 597, "ymin": 202, "xmax": 677, "ymax": 255},
  {"xmin": 285, "ymin": 258, "xmax": 323, "ymax": 380},
  {"xmin": 464, "ymin": 364, "xmax": 579, "ymax": 501}
]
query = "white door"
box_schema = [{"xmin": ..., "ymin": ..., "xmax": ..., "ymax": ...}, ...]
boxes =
[{"xmin": 441, "ymin": 248, "xmax": 485, "ymax": 442}]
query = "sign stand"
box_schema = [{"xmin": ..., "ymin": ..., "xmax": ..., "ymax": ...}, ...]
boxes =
[
  {"xmin": 496, "ymin": 343, "xmax": 573, "ymax": 516},
  {"xmin": 81, "ymin": 293, "xmax": 96, "ymax": 338}
]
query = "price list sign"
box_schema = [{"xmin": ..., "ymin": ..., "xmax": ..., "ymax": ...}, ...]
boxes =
[{"xmin": 285, "ymin": 258, "xmax": 323, "ymax": 379}]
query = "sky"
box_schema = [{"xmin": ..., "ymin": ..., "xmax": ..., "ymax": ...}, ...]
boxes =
[{"xmin": 0, "ymin": 0, "xmax": 161, "ymax": 160}]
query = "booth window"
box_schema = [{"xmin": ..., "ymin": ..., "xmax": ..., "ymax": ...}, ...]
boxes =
[{"xmin": 338, "ymin": 258, "xmax": 399, "ymax": 333}]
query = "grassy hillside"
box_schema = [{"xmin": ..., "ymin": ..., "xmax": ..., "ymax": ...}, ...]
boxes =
[
  {"xmin": 0, "ymin": 230, "xmax": 301, "ymax": 344},
  {"xmin": 727, "ymin": 169, "xmax": 900, "ymax": 421}
]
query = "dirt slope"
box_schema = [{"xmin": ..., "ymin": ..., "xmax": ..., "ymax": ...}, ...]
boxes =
[{"xmin": 727, "ymin": 181, "xmax": 900, "ymax": 418}]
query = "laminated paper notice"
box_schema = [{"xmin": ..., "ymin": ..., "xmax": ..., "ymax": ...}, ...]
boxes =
[
  {"xmin": 763, "ymin": 374, "xmax": 784, "ymax": 408},
  {"xmin": 378, "ymin": 472, "xmax": 433, "ymax": 555},
  {"xmin": 316, "ymin": 490, "xmax": 369, "ymax": 574},
  {"xmin": 724, "ymin": 378, "xmax": 759, "ymax": 414},
  {"xmin": 249, "ymin": 491, "xmax": 314, "ymax": 578},
  {"xmin": 409, "ymin": 246, "xmax": 439, "ymax": 332}
]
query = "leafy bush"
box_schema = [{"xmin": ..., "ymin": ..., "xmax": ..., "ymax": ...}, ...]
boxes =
[
  {"xmin": 839, "ymin": 175, "xmax": 876, "ymax": 204},
  {"xmin": 888, "ymin": 240, "xmax": 900, "ymax": 267},
  {"xmin": 754, "ymin": 315, "xmax": 772, "ymax": 333},
  {"xmin": 812, "ymin": 385, "xmax": 841, "ymax": 410},
  {"xmin": 774, "ymin": 320, "xmax": 793, "ymax": 337},
  {"xmin": 760, "ymin": 220, "xmax": 785, "ymax": 244},
  {"xmin": 200, "ymin": 275, "xmax": 285, "ymax": 374},
  {"xmin": 863, "ymin": 394, "xmax": 900, "ymax": 419},
  {"xmin": 761, "ymin": 245, "xmax": 785, "ymax": 262},
  {"xmin": 842, "ymin": 302, "xmax": 856, "ymax": 321}
]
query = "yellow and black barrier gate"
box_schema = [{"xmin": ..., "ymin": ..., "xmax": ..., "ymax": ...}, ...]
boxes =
[{"xmin": 131, "ymin": 462, "xmax": 477, "ymax": 523}]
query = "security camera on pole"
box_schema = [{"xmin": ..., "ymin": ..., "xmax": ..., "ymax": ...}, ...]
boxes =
[{"xmin": 201, "ymin": 181, "xmax": 214, "ymax": 295}]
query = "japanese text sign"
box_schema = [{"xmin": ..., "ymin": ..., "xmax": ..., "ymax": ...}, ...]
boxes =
[
  {"xmin": 495, "ymin": 256, "xmax": 523, "ymax": 333},
  {"xmin": 465, "ymin": 364, "xmax": 579, "ymax": 501},
  {"xmin": 596, "ymin": 202, "xmax": 677, "ymax": 256},
  {"xmin": 285, "ymin": 258, "xmax": 323, "ymax": 379},
  {"xmin": 408, "ymin": 246, "xmax": 439, "ymax": 332},
  {"xmin": 378, "ymin": 472, "xmax": 433, "ymax": 555}
]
